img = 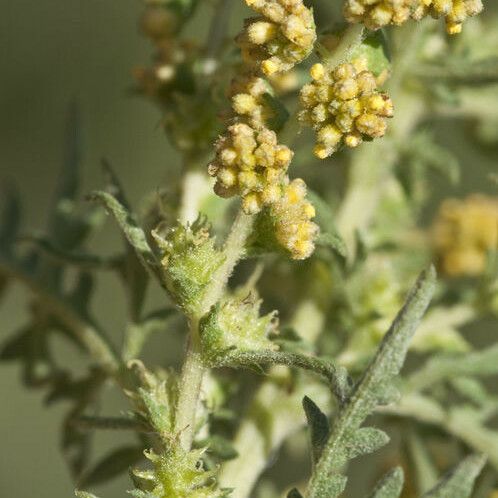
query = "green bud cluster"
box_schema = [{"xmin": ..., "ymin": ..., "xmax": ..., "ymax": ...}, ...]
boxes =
[
  {"xmin": 200, "ymin": 292, "xmax": 278, "ymax": 364},
  {"xmin": 127, "ymin": 360, "xmax": 178, "ymax": 439},
  {"xmin": 130, "ymin": 446, "xmax": 226, "ymax": 498},
  {"xmin": 152, "ymin": 217, "xmax": 225, "ymax": 316}
]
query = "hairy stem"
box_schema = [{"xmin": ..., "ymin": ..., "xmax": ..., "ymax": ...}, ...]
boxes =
[{"xmin": 174, "ymin": 208, "xmax": 255, "ymax": 450}]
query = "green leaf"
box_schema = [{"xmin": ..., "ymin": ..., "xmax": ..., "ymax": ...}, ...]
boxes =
[
  {"xmin": 407, "ymin": 430, "xmax": 438, "ymax": 494},
  {"xmin": 350, "ymin": 30, "xmax": 391, "ymax": 77},
  {"xmin": 316, "ymin": 232, "xmax": 347, "ymax": 258},
  {"xmin": 366, "ymin": 467, "xmax": 404, "ymax": 498},
  {"xmin": 213, "ymin": 349, "xmax": 351, "ymax": 403},
  {"xmin": 306, "ymin": 267, "xmax": 436, "ymax": 498},
  {"xmin": 422, "ymin": 454, "xmax": 486, "ymax": 498},
  {"xmin": 79, "ymin": 446, "xmax": 144, "ymax": 487},
  {"xmin": 344, "ymin": 427, "xmax": 390, "ymax": 460},
  {"xmin": 303, "ymin": 396, "xmax": 330, "ymax": 466},
  {"xmin": 87, "ymin": 191, "xmax": 163, "ymax": 285}
]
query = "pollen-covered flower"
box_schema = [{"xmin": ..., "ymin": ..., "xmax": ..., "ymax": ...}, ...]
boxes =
[
  {"xmin": 271, "ymin": 179, "xmax": 319, "ymax": 260},
  {"xmin": 432, "ymin": 195, "xmax": 498, "ymax": 277},
  {"xmin": 343, "ymin": 0, "xmax": 483, "ymax": 34},
  {"xmin": 237, "ymin": 0, "xmax": 316, "ymax": 75},
  {"xmin": 344, "ymin": 0, "xmax": 415, "ymax": 30},
  {"xmin": 229, "ymin": 74, "xmax": 275, "ymax": 129},
  {"xmin": 208, "ymin": 123, "xmax": 293, "ymax": 214},
  {"xmin": 419, "ymin": 0, "xmax": 484, "ymax": 35},
  {"xmin": 299, "ymin": 58, "xmax": 393, "ymax": 159}
]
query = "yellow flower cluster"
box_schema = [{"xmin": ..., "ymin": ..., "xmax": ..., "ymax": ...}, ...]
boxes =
[
  {"xmin": 432, "ymin": 195, "xmax": 498, "ymax": 277},
  {"xmin": 343, "ymin": 0, "xmax": 483, "ymax": 34},
  {"xmin": 237, "ymin": 0, "xmax": 316, "ymax": 75},
  {"xmin": 271, "ymin": 179, "xmax": 319, "ymax": 260},
  {"xmin": 299, "ymin": 58, "xmax": 394, "ymax": 159},
  {"xmin": 229, "ymin": 74, "xmax": 275, "ymax": 129},
  {"xmin": 208, "ymin": 122, "xmax": 293, "ymax": 214},
  {"xmin": 419, "ymin": 0, "xmax": 484, "ymax": 34}
]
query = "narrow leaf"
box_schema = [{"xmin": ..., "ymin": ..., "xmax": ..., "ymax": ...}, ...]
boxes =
[
  {"xmin": 367, "ymin": 467, "xmax": 404, "ymax": 498},
  {"xmin": 214, "ymin": 349, "xmax": 351, "ymax": 402},
  {"xmin": 422, "ymin": 454, "xmax": 486, "ymax": 498},
  {"xmin": 345, "ymin": 427, "xmax": 390, "ymax": 460},
  {"xmin": 306, "ymin": 267, "xmax": 436, "ymax": 498},
  {"xmin": 303, "ymin": 396, "xmax": 330, "ymax": 465},
  {"xmin": 87, "ymin": 191, "xmax": 163, "ymax": 285}
]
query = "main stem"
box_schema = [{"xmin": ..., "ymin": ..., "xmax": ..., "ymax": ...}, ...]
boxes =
[{"xmin": 175, "ymin": 209, "xmax": 255, "ymax": 450}]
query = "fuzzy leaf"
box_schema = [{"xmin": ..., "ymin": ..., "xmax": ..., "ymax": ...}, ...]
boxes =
[
  {"xmin": 306, "ymin": 267, "xmax": 436, "ymax": 498},
  {"xmin": 79, "ymin": 446, "xmax": 144, "ymax": 487},
  {"xmin": 88, "ymin": 191, "xmax": 163, "ymax": 284},
  {"xmin": 344, "ymin": 427, "xmax": 390, "ymax": 460},
  {"xmin": 316, "ymin": 232, "xmax": 347, "ymax": 258},
  {"xmin": 422, "ymin": 454, "xmax": 486, "ymax": 498},
  {"xmin": 303, "ymin": 396, "xmax": 330, "ymax": 465},
  {"xmin": 366, "ymin": 467, "xmax": 404, "ymax": 498},
  {"xmin": 213, "ymin": 349, "xmax": 351, "ymax": 403},
  {"xmin": 351, "ymin": 30, "xmax": 390, "ymax": 77}
]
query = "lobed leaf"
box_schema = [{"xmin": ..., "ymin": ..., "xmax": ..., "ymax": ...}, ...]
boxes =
[{"xmin": 306, "ymin": 267, "xmax": 436, "ymax": 498}]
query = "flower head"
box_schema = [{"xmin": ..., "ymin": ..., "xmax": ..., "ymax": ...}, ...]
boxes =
[
  {"xmin": 343, "ymin": 0, "xmax": 483, "ymax": 34},
  {"xmin": 271, "ymin": 179, "xmax": 319, "ymax": 260},
  {"xmin": 299, "ymin": 57, "xmax": 393, "ymax": 158},
  {"xmin": 237, "ymin": 0, "xmax": 316, "ymax": 75},
  {"xmin": 432, "ymin": 195, "xmax": 498, "ymax": 277},
  {"xmin": 208, "ymin": 123, "xmax": 293, "ymax": 214}
]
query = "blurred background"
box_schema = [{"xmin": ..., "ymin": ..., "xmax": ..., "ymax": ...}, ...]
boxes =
[{"xmin": 1, "ymin": 1, "xmax": 497, "ymax": 497}]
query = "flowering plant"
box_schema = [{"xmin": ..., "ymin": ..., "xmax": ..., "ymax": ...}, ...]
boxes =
[{"xmin": 2, "ymin": 1, "xmax": 498, "ymax": 497}]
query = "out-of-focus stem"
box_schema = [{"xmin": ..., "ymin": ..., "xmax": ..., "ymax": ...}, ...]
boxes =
[{"xmin": 337, "ymin": 22, "xmax": 428, "ymax": 253}]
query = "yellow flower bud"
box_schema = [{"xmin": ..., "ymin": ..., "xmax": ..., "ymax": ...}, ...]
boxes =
[{"xmin": 300, "ymin": 58, "xmax": 393, "ymax": 158}]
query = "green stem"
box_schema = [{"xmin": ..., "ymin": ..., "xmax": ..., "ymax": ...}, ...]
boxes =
[
  {"xmin": 174, "ymin": 208, "xmax": 255, "ymax": 450},
  {"xmin": 200, "ymin": 209, "xmax": 255, "ymax": 316},
  {"xmin": 175, "ymin": 319, "xmax": 205, "ymax": 450}
]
